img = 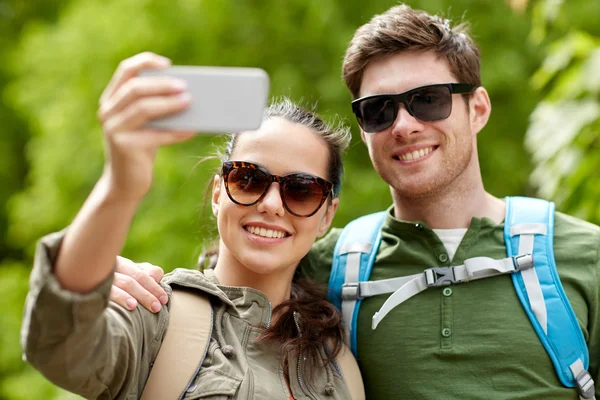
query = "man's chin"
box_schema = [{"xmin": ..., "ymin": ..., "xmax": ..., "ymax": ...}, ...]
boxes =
[{"xmin": 389, "ymin": 178, "xmax": 441, "ymax": 200}]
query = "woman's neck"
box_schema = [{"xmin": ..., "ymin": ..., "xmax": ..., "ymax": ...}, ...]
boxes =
[{"xmin": 212, "ymin": 244, "xmax": 297, "ymax": 309}]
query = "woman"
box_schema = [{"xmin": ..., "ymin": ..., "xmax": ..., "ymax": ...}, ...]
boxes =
[{"xmin": 21, "ymin": 52, "xmax": 363, "ymax": 399}]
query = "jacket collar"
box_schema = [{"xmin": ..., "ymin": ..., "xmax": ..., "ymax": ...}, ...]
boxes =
[{"xmin": 163, "ymin": 268, "xmax": 272, "ymax": 327}]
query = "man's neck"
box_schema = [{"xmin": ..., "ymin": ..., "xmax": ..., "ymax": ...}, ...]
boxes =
[{"xmin": 392, "ymin": 172, "xmax": 505, "ymax": 229}]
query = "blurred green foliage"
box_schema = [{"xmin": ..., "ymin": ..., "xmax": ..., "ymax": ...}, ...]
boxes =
[
  {"xmin": 525, "ymin": 0, "xmax": 600, "ymax": 222},
  {"xmin": 0, "ymin": 0, "xmax": 597, "ymax": 398},
  {"xmin": 0, "ymin": 0, "xmax": 65, "ymax": 261}
]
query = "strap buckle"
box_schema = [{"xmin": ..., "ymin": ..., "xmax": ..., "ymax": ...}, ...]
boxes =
[
  {"xmin": 512, "ymin": 253, "xmax": 534, "ymax": 271},
  {"xmin": 424, "ymin": 267, "xmax": 456, "ymax": 287},
  {"xmin": 341, "ymin": 283, "xmax": 362, "ymax": 301},
  {"xmin": 575, "ymin": 369, "xmax": 595, "ymax": 399}
]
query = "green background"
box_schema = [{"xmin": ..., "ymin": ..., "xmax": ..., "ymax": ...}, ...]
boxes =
[{"xmin": 1, "ymin": 0, "xmax": 598, "ymax": 398}]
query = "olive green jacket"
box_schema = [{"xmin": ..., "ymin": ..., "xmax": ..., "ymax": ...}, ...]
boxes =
[{"xmin": 21, "ymin": 231, "xmax": 352, "ymax": 399}]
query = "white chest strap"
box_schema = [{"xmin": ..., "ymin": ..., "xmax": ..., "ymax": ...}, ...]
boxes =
[
  {"xmin": 511, "ymin": 223, "xmax": 548, "ymax": 334},
  {"xmin": 340, "ymin": 242, "xmax": 373, "ymax": 337},
  {"xmin": 340, "ymin": 254, "xmax": 534, "ymax": 330}
]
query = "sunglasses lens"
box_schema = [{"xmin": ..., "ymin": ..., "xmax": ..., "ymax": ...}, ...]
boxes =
[
  {"xmin": 282, "ymin": 176, "xmax": 327, "ymax": 216},
  {"xmin": 357, "ymin": 97, "xmax": 397, "ymax": 133},
  {"xmin": 227, "ymin": 166, "xmax": 271, "ymax": 205},
  {"xmin": 408, "ymin": 86, "xmax": 452, "ymax": 122}
]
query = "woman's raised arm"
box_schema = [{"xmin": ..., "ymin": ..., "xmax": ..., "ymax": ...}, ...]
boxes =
[{"xmin": 54, "ymin": 52, "xmax": 194, "ymax": 294}]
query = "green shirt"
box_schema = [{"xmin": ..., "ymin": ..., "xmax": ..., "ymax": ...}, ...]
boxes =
[{"xmin": 301, "ymin": 206, "xmax": 600, "ymax": 400}]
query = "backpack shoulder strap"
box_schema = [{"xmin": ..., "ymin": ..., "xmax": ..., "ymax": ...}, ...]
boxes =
[
  {"xmin": 329, "ymin": 211, "xmax": 386, "ymax": 356},
  {"xmin": 335, "ymin": 343, "xmax": 366, "ymax": 400},
  {"xmin": 505, "ymin": 196, "xmax": 595, "ymax": 399},
  {"xmin": 141, "ymin": 287, "xmax": 213, "ymax": 400}
]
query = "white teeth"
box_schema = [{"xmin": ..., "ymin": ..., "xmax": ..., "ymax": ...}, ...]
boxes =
[
  {"xmin": 246, "ymin": 226, "xmax": 286, "ymax": 239},
  {"xmin": 398, "ymin": 146, "xmax": 434, "ymax": 162}
]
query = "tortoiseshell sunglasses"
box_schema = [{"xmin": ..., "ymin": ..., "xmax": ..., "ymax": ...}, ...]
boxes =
[{"xmin": 221, "ymin": 161, "xmax": 333, "ymax": 217}]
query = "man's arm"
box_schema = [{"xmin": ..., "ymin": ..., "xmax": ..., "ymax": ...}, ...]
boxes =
[
  {"xmin": 554, "ymin": 211, "xmax": 600, "ymax": 397},
  {"xmin": 111, "ymin": 228, "xmax": 343, "ymax": 313},
  {"xmin": 590, "ymin": 236, "xmax": 600, "ymax": 397}
]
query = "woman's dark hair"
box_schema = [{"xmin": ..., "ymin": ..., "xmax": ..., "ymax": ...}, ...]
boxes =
[
  {"xmin": 222, "ymin": 97, "xmax": 350, "ymax": 197},
  {"xmin": 201, "ymin": 97, "xmax": 351, "ymax": 379}
]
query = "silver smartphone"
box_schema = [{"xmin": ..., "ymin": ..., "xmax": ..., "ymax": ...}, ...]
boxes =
[{"xmin": 139, "ymin": 66, "xmax": 269, "ymax": 134}]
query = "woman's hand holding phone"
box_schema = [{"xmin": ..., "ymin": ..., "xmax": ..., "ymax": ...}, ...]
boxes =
[
  {"xmin": 97, "ymin": 52, "xmax": 196, "ymax": 202},
  {"xmin": 53, "ymin": 52, "xmax": 269, "ymax": 295}
]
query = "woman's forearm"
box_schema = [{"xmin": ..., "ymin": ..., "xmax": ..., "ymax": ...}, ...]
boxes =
[{"xmin": 54, "ymin": 173, "xmax": 142, "ymax": 293}]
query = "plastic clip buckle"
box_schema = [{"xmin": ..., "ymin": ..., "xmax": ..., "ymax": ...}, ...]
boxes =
[
  {"xmin": 425, "ymin": 267, "xmax": 456, "ymax": 287},
  {"xmin": 512, "ymin": 253, "xmax": 534, "ymax": 271},
  {"xmin": 341, "ymin": 283, "xmax": 361, "ymax": 301},
  {"xmin": 575, "ymin": 369, "xmax": 595, "ymax": 399}
]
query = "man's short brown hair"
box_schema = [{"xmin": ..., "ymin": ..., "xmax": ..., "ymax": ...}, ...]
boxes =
[{"xmin": 342, "ymin": 4, "xmax": 481, "ymax": 99}]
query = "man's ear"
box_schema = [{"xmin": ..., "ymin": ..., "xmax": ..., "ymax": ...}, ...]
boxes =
[
  {"xmin": 211, "ymin": 175, "xmax": 222, "ymax": 217},
  {"xmin": 317, "ymin": 197, "xmax": 339, "ymax": 237},
  {"xmin": 360, "ymin": 128, "xmax": 367, "ymax": 143},
  {"xmin": 469, "ymin": 86, "xmax": 491, "ymax": 136}
]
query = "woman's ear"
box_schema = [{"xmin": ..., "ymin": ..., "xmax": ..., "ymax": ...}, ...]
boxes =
[
  {"xmin": 317, "ymin": 197, "xmax": 339, "ymax": 237},
  {"xmin": 211, "ymin": 175, "xmax": 222, "ymax": 217}
]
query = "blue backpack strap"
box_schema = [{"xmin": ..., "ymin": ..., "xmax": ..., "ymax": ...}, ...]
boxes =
[
  {"xmin": 329, "ymin": 211, "xmax": 386, "ymax": 357},
  {"xmin": 504, "ymin": 196, "xmax": 595, "ymax": 399}
]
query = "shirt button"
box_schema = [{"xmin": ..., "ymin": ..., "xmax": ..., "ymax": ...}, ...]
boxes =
[
  {"xmin": 441, "ymin": 328, "xmax": 452, "ymax": 337},
  {"xmin": 415, "ymin": 223, "xmax": 424, "ymax": 231},
  {"xmin": 438, "ymin": 253, "xmax": 449, "ymax": 263},
  {"xmin": 443, "ymin": 288, "xmax": 453, "ymax": 297}
]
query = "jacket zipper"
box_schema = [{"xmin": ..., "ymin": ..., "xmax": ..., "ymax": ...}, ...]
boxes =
[
  {"xmin": 293, "ymin": 312, "xmax": 316, "ymax": 400},
  {"xmin": 265, "ymin": 301, "xmax": 272, "ymax": 329}
]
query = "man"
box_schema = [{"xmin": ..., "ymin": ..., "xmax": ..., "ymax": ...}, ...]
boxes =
[{"xmin": 113, "ymin": 5, "xmax": 599, "ymax": 399}]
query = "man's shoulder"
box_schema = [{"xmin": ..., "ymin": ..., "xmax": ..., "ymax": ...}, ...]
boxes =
[
  {"xmin": 312, "ymin": 227, "xmax": 343, "ymax": 253},
  {"xmin": 554, "ymin": 210, "xmax": 600, "ymax": 243},
  {"xmin": 299, "ymin": 228, "xmax": 343, "ymax": 284},
  {"xmin": 305, "ymin": 226, "xmax": 343, "ymax": 267},
  {"xmin": 552, "ymin": 211, "xmax": 600, "ymax": 269}
]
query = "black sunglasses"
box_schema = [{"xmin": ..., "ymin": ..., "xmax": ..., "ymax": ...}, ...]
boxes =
[
  {"xmin": 221, "ymin": 161, "xmax": 333, "ymax": 217},
  {"xmin": 352, "ymin": 83, "xmax": 475, "ymax": 133}
]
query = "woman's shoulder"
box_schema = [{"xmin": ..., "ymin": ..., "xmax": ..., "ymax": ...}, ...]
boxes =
[
  {"xmin": 162, "ymin": 268, "xmax": 232, "ymax": 304},
  {"xmin": 163, "ymin": 267, "xmax": 210, "ymax": 284},
  {"xmin": 163, "ymin": 268, "xmax": 214, "ymax": 290}
]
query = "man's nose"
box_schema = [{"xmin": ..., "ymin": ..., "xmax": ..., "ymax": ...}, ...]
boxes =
[{"xmin": 389, "ymin": 103, "xmax": 425, "ymax": 138}]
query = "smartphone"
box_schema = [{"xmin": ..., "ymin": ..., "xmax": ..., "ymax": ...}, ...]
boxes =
[{"xmin": 139, "ymin": 66, "xmax": 269, "ymax": 134}]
